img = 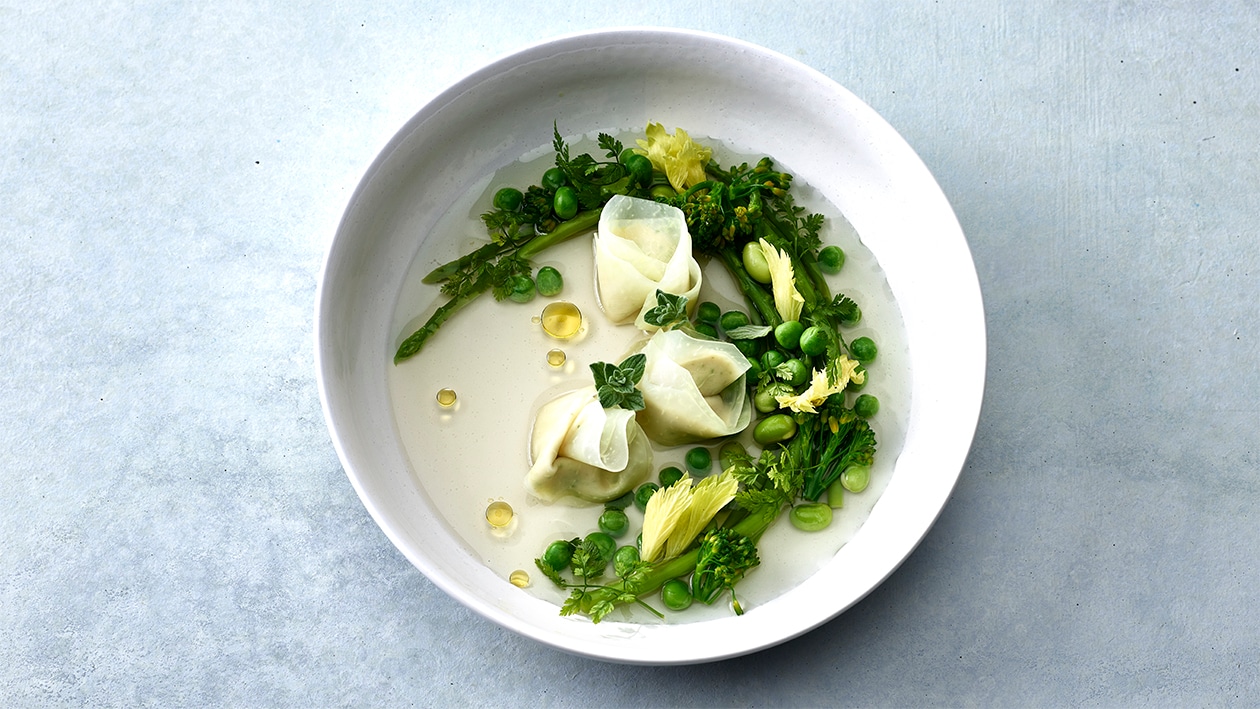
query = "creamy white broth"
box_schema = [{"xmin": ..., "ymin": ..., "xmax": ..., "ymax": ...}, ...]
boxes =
[{"xmin": 387, "ymin": 134, "xmax": 911, "ymax": 624}]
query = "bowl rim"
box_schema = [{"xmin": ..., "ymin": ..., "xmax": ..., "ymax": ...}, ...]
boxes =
[{"xmin": 315, "ymin": 26, "xmax": 986, "ymax": 664}]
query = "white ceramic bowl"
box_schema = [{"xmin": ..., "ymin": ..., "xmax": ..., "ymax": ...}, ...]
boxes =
[{"xmin": 316, "ymin": 28, "xmax": 985, "ymax": 664}]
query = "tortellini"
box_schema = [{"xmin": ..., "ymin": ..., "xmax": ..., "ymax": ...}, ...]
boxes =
[
  {"xmin": 630, "ymin": 329, "xmax": 754, "ymax": 446},
  {"xmin": 524, "ymin": 386, "xmax": 653, "ymax": 503},
  {"xmin": 594, "ymin": 195, "xmax": 702, "ymax": 330}
]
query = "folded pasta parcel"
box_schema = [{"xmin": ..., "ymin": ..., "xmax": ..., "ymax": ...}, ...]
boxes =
[
  {"xmin": 524, "ymin": 386, "xmax": 653, "ymax": 503},
  {"xmin": 628, "ymin": 329, "xmax": 754, "ymax": 447},
  {"xmin": 593, "ymin": 195, "xmax": 702, "ymax": 330}
]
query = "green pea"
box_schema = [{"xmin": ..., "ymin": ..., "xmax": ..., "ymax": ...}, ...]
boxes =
[
  {"xmin": 634, "ymin": 482, "xmax": 660, "ymax": 512},
  {"xmin": 492, "ymin": 187, "xmax": 523, "ymax": 212},
  {"xmin": 584, "ymin": 531, "xmax": 617, "ymax": 565},
  {"xmin": 650, "ymin": 184, "xmax": 676, "ymax": 200},
  {"xmin": 694, "ymin": 322, "xmax": 719, "ymax": 339},
  {"xmin": 754, "ymin": 382, "xmax": 792, "ymax": 414},
  {"xmin": 696, "ymin": 301, "xmax": 721, "ymax": 324},
  {"xmin": 506, "ymin": 274, "xmax": 536, "ymax": 303},
  {"xmin": 553, "ymin": 186, "xmax": 578, "ymax": 220},
  {"xmin": 742, "ymin": 241, "xmax": 772, "ymax": 283},
  {"xmin": 818, "ymin": 245, "xmax": 845, "ymax": 274},
  {"xmin": 799, "ymin": 325, "xmax": 829, "ymax": 357},
  {"xmin": 718, "ymin": 441, "xmax": 748, "ymax": 473},
  {"xmin": 661, "ymin": 579, "xmax": 693, "ymax": 611},
  {"xmin": 622, "ymin": 153, "xmax": 654, "ymax": 187},
  {"xmin": 746, "ymin": 358, "xmax": 763, "ymax": 380},
  {"xmin": 850, "ymin": 336, "xmax": 878, "ymax": 364},
  {"xmin": 753, "ymin": 414, "xmax": 798, "ymax": 446},
  {"xmin": 535, "ymin": 266, "xmax": 563, "ymax": 297},
  {"xmin": 774, "ymin": 321, "xmax": 805, "ymax": 350},
  {"xmin": 604, "ymin": 490, "xmax": 635, "ymax": 511},
  {"xmin": 613, "ymin": 545, "xmax": 641, "ymax": 578},
  {"xmin": 841, "ymin": 464, "xmax": 871, "ymax": 493},
  {"xmin": 827, "ymin": 478, "xmax": 845, "ymax": 509},
  {"xmin": 719, "ymin": 310, "xmax": 750, "ymax": 333},
  {"xmin": 541, "ymin": 540, "xmax": 574, "ymax": 571},
  {"xmin": 659, "ymin": 466, "xmax": 685, "ymax": 488},
  {"xmin": 780, "ymin": 358, "xmax": 810, "ymax": 386},
  {"xmin": 684, "ymin": 447, "xmax": 712, "ymax": 475},
  {"xmin": 541, "ymin": 167, "xmax": 567, "ymax": 191},
  {"xmin": 790, "ymin": 503, "xmax": 833, "ymax": 531},
  {"xmin": 761, "ymin": 350, "xmax": 786, "ymax": 371},
  {"xmin": 854, "ymin": 394, "xmax": 879, "ymax": 419},
  {"xmin": 598, "ymin": 508, "xmax": 630, "ymax": 538},
  {"xmin": 733, "ymin": 338, "xmax": 760, "ymax": 358}
]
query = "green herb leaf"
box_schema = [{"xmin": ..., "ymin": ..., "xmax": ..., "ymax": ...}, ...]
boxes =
[
  {"xmin": 642, "ymin": 290, "xmax": 690, "ymax": 329},
  {"xmin": 598, "ymin": 133, "xmax": 625, "ymax": 160},
  {"xmin": 724, "ymin": 324, "xmax": 772, "ymax": 340},
  {"xmin": 590, "ymin": 353, "xmax": 647, "ymax": 412},
  {"xmin": 570, "ymin": 540, "xmax": 607, "ymax": 580},
  {"xmin": 592, "ymin": 352, "xmax": 650, "ymax": 413},
  {"xmin": 534, "ymin": 557, "xmax": 566, "ymax": 588}
]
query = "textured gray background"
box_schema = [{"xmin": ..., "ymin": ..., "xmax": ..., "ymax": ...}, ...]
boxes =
[{"xmin": 3, "ymin": 1, "xmax": 1257, "ymax": 706}]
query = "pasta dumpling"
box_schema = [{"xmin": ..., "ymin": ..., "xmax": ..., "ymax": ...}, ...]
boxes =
[
  {"xmin": 631, "ymin": 329, "xmax": 754, "ymax": 446},
  {"xmin": 594, "ymin": 195, "xmax": 702, "ymax": 329},
  {"xmin": 525, "ymin": 386, "xmax": 653, "ymax": 503}
]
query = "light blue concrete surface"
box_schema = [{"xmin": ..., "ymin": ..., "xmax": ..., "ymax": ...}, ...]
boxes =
[{"xmin": 2, "ymin": 1, "xmax": 1257, "ymax": 705}]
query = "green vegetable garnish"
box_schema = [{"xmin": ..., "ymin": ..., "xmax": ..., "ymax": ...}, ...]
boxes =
[
  {"xmin": 660, "ymin": 579, "xmax": 693, "ymax": 611},
  {"xmin": 598, "ymin": 508, "xmax": 630, "ymax": 538},
  {"xmin": 658, "ymin": 466, "xmax": 685, "ymax": 488},
  {"xmin": 684, "ymin": 447, "xmax": 712, "ymax": 475},
  {"xmin": 535, "ymin": 265, "xmax": 563, "ymax": 296},
  {"xmin": 691, "ymin": 527, "xmax": 760, "ymax": 611},
  {"xmin": 417, "ymin": 121, "xmax": 892, "ymax": 624},
  {"xmin": 849, "ymin": 336, "xmax": 878, "ymax": 363},
  {"xmin": 642, "ymin": 290, "xmax": 690, "ymax": 330},
  {"xmin": 589, "ymin": 353, "xmax": 646, "ymax": 412},
  {"xmin": 393, "ymin": 125, "xmax": 650, "ymax": 363}
]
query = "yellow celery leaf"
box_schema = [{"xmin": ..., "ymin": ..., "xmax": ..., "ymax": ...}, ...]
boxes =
[
  {"xmin": 758, "ymin": 238, "xmax": 804, "ymax": 323},
  {"xmin": 640, "ymin": 476, "xmax": 694, "ymax": 563},
  {"xmin": 836, "ymin": 354, "xmax": 865, "ymax": 388},
  {"xmin": 775, "ymin": 357, "xmax": 863, "ymax": 414},
  {"xmin": 635, "ymin": 123, "xmax": 712, "ymax": 191},
  {"xmin": 664, "ymin": 471, "xmax": 739, "ymax": 559}
]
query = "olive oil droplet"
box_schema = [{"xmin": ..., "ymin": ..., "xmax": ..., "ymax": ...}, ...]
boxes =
[
  {"xmin": 436, "ymin": 388, "xmax": 457, "ymax": 407},
  {"xmin": 546, "ymin": 349, "xmax": 566, "ymax": 367},
  {"xmin": 541, "ymin": 301, "xmax": 582, "ymax": 339},
  {"xmin": 485, "ymin": 500, "xmax": 513, "ymax": 528},
  {"xmin": 509, "ymin": 569, "xmax": 530, "ymax": 588}
]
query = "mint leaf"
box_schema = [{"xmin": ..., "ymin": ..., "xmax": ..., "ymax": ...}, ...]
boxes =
[
  {"xmin": 589, "ymin": 353, "xmax": 647, "ymax": 411},
  {"xmin": 643, "ymin": 290, "xmax": 689, "ymax": 329}
]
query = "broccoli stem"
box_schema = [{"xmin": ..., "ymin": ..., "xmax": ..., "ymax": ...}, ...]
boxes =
[
  {"xmin": 716, "ymin": 248, "xmax": 782, "ymax": 328},
  {"xmin": 393, "ymin": 274, "xmax": 493, "ymax": 363},
  {"xmin": 395, "ymin": 209, "xmax": 603, "ymax": 364},
  {"xmin": 422, "ymin": 209, "xmax": 600, "ymax": 285},
  {"xmin": 422, "ymin": 239, "xmax": 509, "ymax": 284},
  {"xmin": 518, "ymin": 209, "xmax": 601, "ymax": 259},
  {"xmin": 797, "ymin": 250, "xmax": 831, "ymax": 303}
]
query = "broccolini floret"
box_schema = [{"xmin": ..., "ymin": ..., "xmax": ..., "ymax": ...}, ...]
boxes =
[{"xmin": 691, "ymin": 527, "xmax": 761, "ymax": 613}]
